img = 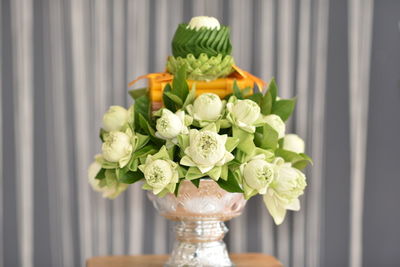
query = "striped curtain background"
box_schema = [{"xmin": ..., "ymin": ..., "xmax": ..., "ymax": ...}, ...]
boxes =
[{"xmin": 4, "ymin": 0, "xmax": 399, "ymax": 267}]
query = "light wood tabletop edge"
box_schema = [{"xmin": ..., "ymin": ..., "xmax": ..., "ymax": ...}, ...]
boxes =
[{"xmin": 86, "ymin": 253, "xmax": 283, "ymax": 267}]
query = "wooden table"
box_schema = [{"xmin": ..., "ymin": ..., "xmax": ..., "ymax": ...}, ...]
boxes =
[{"xmin": 87, "ymin": 253, "xmax": 283, "ymax": 267}]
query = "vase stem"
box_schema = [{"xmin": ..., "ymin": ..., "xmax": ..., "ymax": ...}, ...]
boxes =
[{"xmin": 165, "ymin": 220, "xmax": 234, "ymax": 267}]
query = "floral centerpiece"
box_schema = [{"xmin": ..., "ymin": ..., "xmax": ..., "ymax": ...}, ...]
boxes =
[{"xmin": 88, "ymin": 16, "xmax": 312, "ymax": 266}]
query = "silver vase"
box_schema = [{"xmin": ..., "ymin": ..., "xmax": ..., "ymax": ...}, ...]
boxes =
[{"xmin": 147, "ymin": 179, "xmax": 247, "ymax": 267}]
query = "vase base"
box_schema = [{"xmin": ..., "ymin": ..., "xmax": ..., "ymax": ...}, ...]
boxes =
[{"xmin": 165, "ymin": 240, "xmax": 234, "ymax": 267}]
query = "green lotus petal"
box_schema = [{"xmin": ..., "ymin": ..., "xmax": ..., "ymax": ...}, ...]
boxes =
[{"xmin": 167, "ymin": 53, "xmax": 235, "ymax": 81}]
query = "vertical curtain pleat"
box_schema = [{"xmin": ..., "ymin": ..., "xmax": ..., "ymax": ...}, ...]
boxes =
[
  {"xmin": 10, "ymin": 1, "xmax": 34, "ymax": 267},
  {"xmin": 69, "ymin": 0, "xmax": 94, "ymax": 263},
  {"xmin": 111, "ymin": 0, "xmax": 128, "ymax": 256},
  {"xmin": 257, "ymin": 0, "xmax": 276, "ymax": 256},
  {"xmin": 292, "ymin": 0, "xmax": 312, "ymax": 266},
  {"xmin": 348, "ymin": 1, "xmax": 374, "ymax": 267},
  {"xmin": 276, "ymin": 1, "xmax": 297, "ymax": 266},
  {"xmin": 93, "ymin": 0, "xmax": 112, "ymax": 257},
  {"xmin": 45, "ymin": 0, "xmax": 76, "ymax": 266},
  {"xmin": 306, "ymin": 0, "xmax": 330, "ymax": 267},
  {"xmin": 0, "ymin": 1, "xmax": 3, "ymax": 266}
]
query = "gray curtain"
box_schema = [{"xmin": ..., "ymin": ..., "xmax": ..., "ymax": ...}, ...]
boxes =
[{"xmin": 1, "ymin": 0, "xmax": 399, "ymax": 267}]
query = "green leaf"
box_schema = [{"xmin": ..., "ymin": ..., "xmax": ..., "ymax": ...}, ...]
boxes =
[
  {"xmin": 220, "ymin": 165, "xmax": 228, "ymax": 181},
  {"xmin": 172, "ymin": 65, "xmax": 189, "ymax": 101},
  {"xmin": 178, "ymin": 166, "xmax": 187, "ymax": 178},
  {"xmin": 225, "ymin": 137, "xmax": 240, "ymax": 152},
  {"xmin": 162, "ymin": 84, "xmax": 177, "ymax": 112},
  {"xmin": 207, "ymin": 166, "xmax": 222, "ymax": 181},
  {"xmin": 272, "ymin": 99, "xmax": 296, "ymax": 121},
  {"xmin": 275, "ymin": 148, "xmax": 303, "ymax": 163},
  {"xmin": 186, "ymin": 167, "xmax": 207, "ymax": 180},
  {"xmin": 138, "ymin": 113, "xmax": 156, "ymax": 136},
  {"xmin": 292, "ymin": 153, "xmax": 313, "ymax": 170},
  {"xmin": 232, "ymin": 126, "xmax": 256, "ymax": 153},
  {"xmin": 134, "ymin": 95, "xmax": 150, "ymax": 129},
  {"xmin": 129, "ymin": 88, "xmax": 148, "ymax": 100},
  {"xmin": 235, "ymin": 150, "xmax": 248, "ymax": 163},
  {"xmin": 99, "ymin": 128, "xmax": 107, "ymax": 142},
  {"xmin": 267, "ymin": 78, "xmax": 278, "ymax": 101},
  {"xmin": 174, "ymin": 180, "xmax": 181, "ymax": 196},
  {"xmin": 191, "ymin": 179, "xmax": 201, "ymax": 188},
  {"xmin": 247, "ymin": 92, "xmax": 263, "ymax": 105},
  {"xmin": 95, "ymin": 168, "xmax": 106, "ymax": 180},
  {"xmin": 182, "ymin": 83, "xmax": 197, "ymax": 109},
  {"xmin": 292, "ymin": 160, "xmax": 309, "ymax": 170},
  {"xmin": 119, "ymin": 170, "xmax": 144, "ymax": 184},
  {"xmin": 232, "ymin": 80, "xmax": 243, "ymax": 99},
  {"xmin": 136, "ymin": 133, "xmax": 150, "ymax": 150},
  {"xmin": 254, "ymin": 124, "xmax": 279, "ymax": 150},
  {"xmin": 164, "ymin": 91, "xmax": 183, "ymax": 106},
  {"xmin": 131, "ymin": 145, "xmax": 158, "ymax": 161},
  {"xmin": 177, "ymin": 134, "xmax": 189, "ymax": 150},
  {"xmin": 217, "ymin": 170, "xmax": 244, "ymax": 193},
  {"xmin": 261, "ymin": 90, "xmax": 273, "ymax": 115}
]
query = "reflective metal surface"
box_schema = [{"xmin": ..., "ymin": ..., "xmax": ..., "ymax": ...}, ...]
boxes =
[{"xmin": 148, "ymin": 179, "xmax": 247, "ymax": 267}]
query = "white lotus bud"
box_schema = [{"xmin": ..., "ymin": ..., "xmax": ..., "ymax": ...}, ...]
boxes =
[
  {"xmin": 156, "ymin": 109, "xmax": 185, "ymax": 139},
  {"xmin": 187, "ymin": 16, "xmax": 221, "ymax": 31},
  {"xmin": 264, "ymin": 114, "xmax": 285, "ymax": 139},
  {"xmin": 192, "ymin": 93, "xmax": 224, "ymax": 122},
  {"xmin": 229, "ymin": 99, "xmax": 261, "ymax": 126},
  {"xmin": 102, "ymin": 131, "xmax": 133, "ymax": 163},
  {"xmin": 282, "ymin": 134, "xmax": 305, "ymax": 153},
  {"xmin": 102, "ymin": 106, "xmax": 129, "ymax": 132}
]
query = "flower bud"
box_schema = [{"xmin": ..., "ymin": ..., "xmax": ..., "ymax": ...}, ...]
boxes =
[
  {"xmin": 102, "ymin": 131, "xmax": 133, "ymax": 163},
  {"xmin": 264, "ymin": 114, "xmax": 285, "ymax": 139},
  {"xmin": 187, "ymin": 16, "xmax": 220, "ymax": 31},
  {"xmin": 88, "ymin": 161, "xmax": 102, "ymax": 192},
  {"xmin": 103, "ymin": 106, "xmax": 129, "ymax": 132},
  {"xmin": 282, "ymin": 134, "xmax": 305, "ymax": 153},
  {"xmin": 156, "ymin": 109, "xmax": 185, "ymax": 139},
  {"xmin": 192, "ymin": 93, "xmax": 224, "ymax": 122},
  {"xmin": 230, "ymin": 99, "xmax": 260, "ymax": 126}
]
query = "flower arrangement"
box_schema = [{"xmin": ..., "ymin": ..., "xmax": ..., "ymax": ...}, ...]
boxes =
[{"xmin": 88, "ymin": 16, "xmax": 312, "ymax": 225}]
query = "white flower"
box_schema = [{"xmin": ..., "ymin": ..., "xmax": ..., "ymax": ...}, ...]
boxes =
[
  {"xmin": 155, "ymin": 109, "xmax": 188, "ymax": 142},
  {"xmin": 180, "ymin": 129, "xmax": 234, "ymax": 174},
  {"xmin": 187, "ymin": 16, "xmax": 220, "ymax": 31},
  {"xmin": 282, "ymin": 134, "xmax": 305, "ymax": 153},
  {"xmin": 263, "ymin": 162, "xmax": 307, "ymax": 225},
  {"xmin": 240, "ymin": 155, "xmax": 275, "ymax": 195},
  {"xmin": 102, "ymin": 131, "xmax": 133, "ymax": 165},
  {"xmin": 139, "ymin": 157, "xmax": 179, "ymax": 195},
  {"xmin": 226, "ymin": 98, "xmax": 261, "ymax": 133},
  {"xmin": 88, "ymin": 160, "xmax": 128, "ymax": 199},
  {"xmin": 186, "ymin": 93, "xmax": 224, "ymax": 124},
  {"xmin": 103, "ymin": 106, "xmax": 129, "ymax": 132},
  {"xmin": 88, "ymin": 160, "xmax": 103, "ymax": 192},
  {"xmin": 264, "ymin": 114, "xmax": 285, "ymax": 139}
]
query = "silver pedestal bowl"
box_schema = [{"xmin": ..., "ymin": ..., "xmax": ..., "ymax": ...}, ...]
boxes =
[{"xmin": 147, "ymin": 179, "xmax": 247, "ymax": 267}]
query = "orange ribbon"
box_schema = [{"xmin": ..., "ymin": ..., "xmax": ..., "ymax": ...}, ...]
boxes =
[{"xmin": 128, "ymin": 65, "xmax": 266, "ymax": 90}]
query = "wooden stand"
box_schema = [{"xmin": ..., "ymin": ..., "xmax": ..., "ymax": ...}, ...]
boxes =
[{"xmin": 87, "ymin": 253, "xmax": 283, "ymax": 267}]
